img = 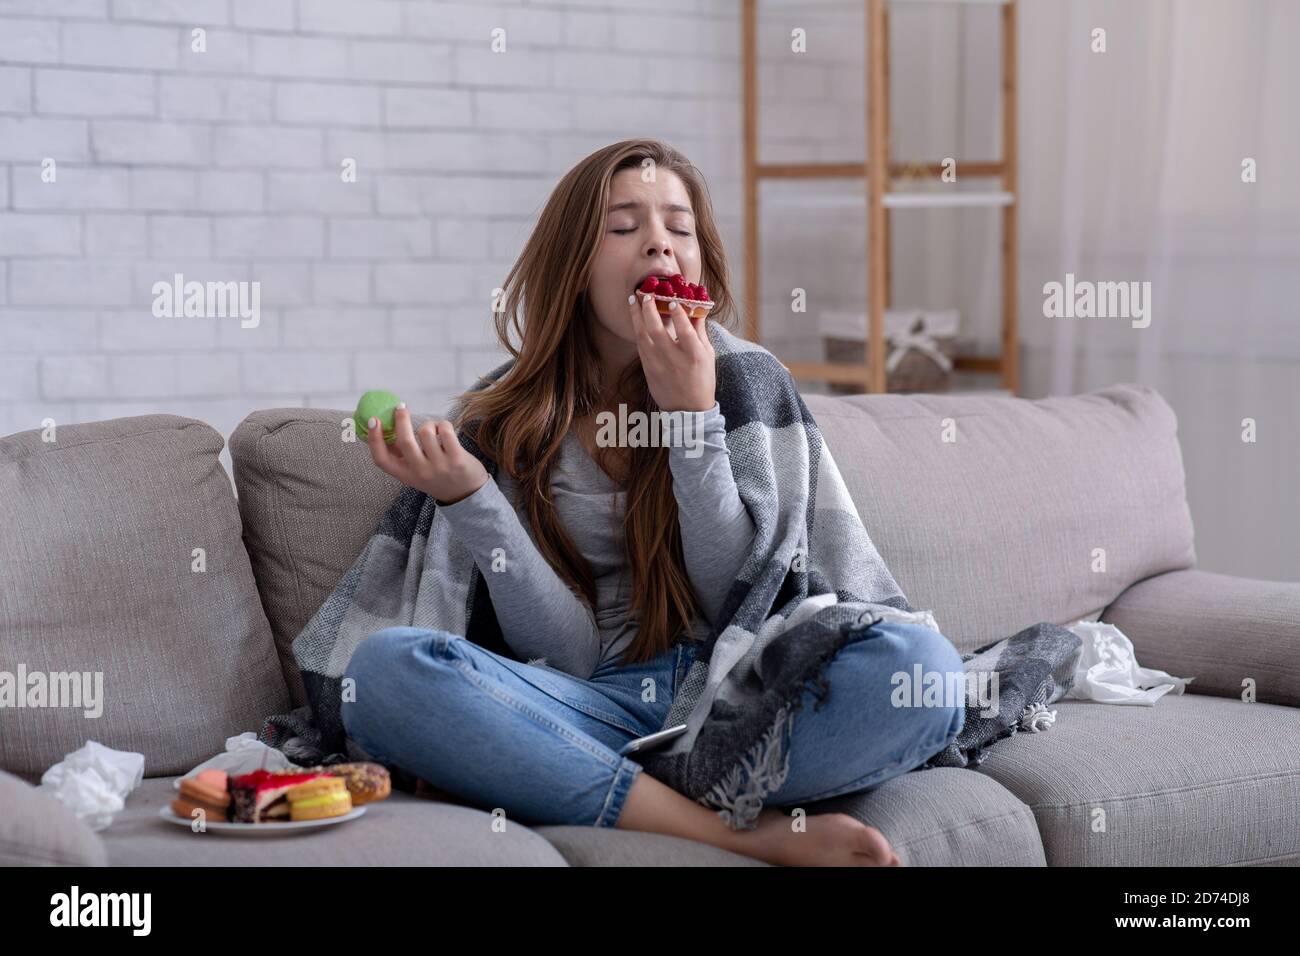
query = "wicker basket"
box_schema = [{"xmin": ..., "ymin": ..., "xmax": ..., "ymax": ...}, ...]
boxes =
[{"xmin": 821, "ymin": 309, "xmax": 959, "ymax": 394}]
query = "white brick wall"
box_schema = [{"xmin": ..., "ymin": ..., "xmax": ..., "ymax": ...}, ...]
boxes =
[{"xmin": 0, "ymin": 0, "xmax": 895, "ymax": 480}]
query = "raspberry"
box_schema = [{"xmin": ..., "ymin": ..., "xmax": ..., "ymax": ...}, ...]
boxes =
[
  {"xmin": 639, "ymin": 276, "xmax": 660, "ymax": 294},
  {"xmin": 670, "ymin": 275, "xmax": 689, "ymax": 296},
  {"xmin": 699, "ymin": 284, "xmax": 710, "ymax": 301}
]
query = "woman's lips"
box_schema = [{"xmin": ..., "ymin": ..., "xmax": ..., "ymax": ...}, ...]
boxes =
[{"xmin": 631, "ymin": 272, "xmax": 675, "ymax": 294}]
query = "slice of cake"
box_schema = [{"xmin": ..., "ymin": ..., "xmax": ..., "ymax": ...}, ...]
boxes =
[{"xmin": 228, "ymin": 768, "xmax": 328, "ymax": 823}]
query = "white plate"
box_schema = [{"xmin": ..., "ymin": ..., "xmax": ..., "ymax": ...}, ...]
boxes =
[{"xmin": 158, "ymin": 804, "xmax": 366, "ymax": 835}]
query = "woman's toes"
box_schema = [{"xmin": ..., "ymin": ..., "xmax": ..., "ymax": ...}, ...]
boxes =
[{"xmin": 854, "ymin": 822, "xmax": 897, "ymax": 864}]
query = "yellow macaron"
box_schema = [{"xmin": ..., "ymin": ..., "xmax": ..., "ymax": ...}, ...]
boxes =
[{"xmin": 285, "ymin": 776, "xmax": 353, "ymax": 821}]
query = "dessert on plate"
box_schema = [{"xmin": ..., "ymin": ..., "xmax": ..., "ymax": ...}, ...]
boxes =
[
  {"xmin": 285, "ymin": 776, "xmax": 352, "ymax": 822},
  {"xmin": 296, "ymin": 761, "xmax": 393, "ymax": 806},
  {"xmin": 168, "ymin": 761, "xmax": 393, "ymax": 825},
  {"xmin": 169, "ymin": 769, "xmax": 230, "ymax": 822},
  {"xmin": 229, "ymin": 768, "xmax": 333, "ymax": 823}
]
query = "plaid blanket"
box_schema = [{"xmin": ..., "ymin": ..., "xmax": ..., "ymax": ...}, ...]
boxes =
[
  {"xmin": 918, "ymin": 622, "xmax": 1083, "ymax": 770},
  {"xmin": 257, "ymin": 321, "xmax": 1081, "ymax": 829}
]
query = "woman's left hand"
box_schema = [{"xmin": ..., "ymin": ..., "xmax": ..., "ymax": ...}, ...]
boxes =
[{"xmin": 627, "ymin": 291, "xmax": 716, "ymax": 413}]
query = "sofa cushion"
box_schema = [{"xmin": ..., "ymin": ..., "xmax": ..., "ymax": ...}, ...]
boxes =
[
  {"xmin": 229, "ymin": 408, "xmax": 413, "ymax": 708},
  {"xmin": 808, "ymin": 764, "xmax": 1046, "ymax": 866},
  {"xmin": 1102, "ymin": 568, "xmax": 1300, "ymax": 706},
  {"xmin": 535, "ymin": 825, "xmax": 772, "ymax": 866},
  {"xmin": 804, "ymin": 383, "xmax": 1197, "ymax": 651},
  {"xmin": 100, "ymin": 776, "xmax": 567, "ymax": 865},
  {"xmin": 974, "ymin": 694, "xmax": 1300, "ymax": 865},
  {"xmin": 0, "ymin": 768, "xmax": 107, "ymax": 865},
  {"xmin": 0, "ymin": 415, "xmax": 290, "ymax": 777},
  {"xmin": 536, "ymin": 765, "xmax": 1044, "ymax": 866},
  {"xmin": 231, "ymin": 385, "xmax": 1195, "ymax": 691}
]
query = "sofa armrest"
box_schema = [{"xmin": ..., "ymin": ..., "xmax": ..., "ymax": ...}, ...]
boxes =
[
  {"xmin": 1101, "ymin": 568, "xmax": 1300, "ymax": 706},
  {"xmin": 0, "ymin": 769, "xmax": 108, "ymax": 866}
]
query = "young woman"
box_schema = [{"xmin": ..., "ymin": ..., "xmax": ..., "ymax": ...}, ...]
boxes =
[{"xmin": 341, "ymin": 140, "xmax": 965, "ymax": 867}]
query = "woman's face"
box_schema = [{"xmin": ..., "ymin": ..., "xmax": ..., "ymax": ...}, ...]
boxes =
[{"xmin": 586, "ymin": 167, "xmax": 703, "ymax": 357}]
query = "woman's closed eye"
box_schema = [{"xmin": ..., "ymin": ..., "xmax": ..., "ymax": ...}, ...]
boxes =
[{"xmin": 612, "ymin": 226, "xmax": 691, "ymax": 236}]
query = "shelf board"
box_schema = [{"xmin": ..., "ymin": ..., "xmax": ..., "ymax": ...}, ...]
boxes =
[
  {"xmin": 763, "ymin": 190, "xmax": 1014, "ymax": 210},
  {"xmin": 756, "ymin": 161, "xmax": 1006, "ymax": 180},
  {"xmin": 884, "ymin": 190, "xmax": 1014, "ymax": 209},
  {"xmin": 781, "ymin": 354, "xmax": 1004, "ymax": 384},
  {"xmin": 890, "ymin": 0, "xmax": 1011, "ymax": 6},
  {"xmin": 800, "ymin": 382, "xmax": 1016, "ymax": 398}
]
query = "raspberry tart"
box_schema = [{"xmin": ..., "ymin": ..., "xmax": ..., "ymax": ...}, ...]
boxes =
[{"xmin": 636, "ymin": 273, "xmax": 714, "ymax": 320}]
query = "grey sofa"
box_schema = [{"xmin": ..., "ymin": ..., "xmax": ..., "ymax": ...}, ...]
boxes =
[{"xmin": 3, "ymin": 382, "xmax": 1297, "ymax": 866}]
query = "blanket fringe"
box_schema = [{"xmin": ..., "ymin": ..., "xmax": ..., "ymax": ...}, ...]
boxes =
[
  {"xmin": 1018, "ymin": 701, "xmax": 1057, "ymax": 732},
  {"xmin": 702, "ymin": 706, "xmax": 797, "ymax": 830}
]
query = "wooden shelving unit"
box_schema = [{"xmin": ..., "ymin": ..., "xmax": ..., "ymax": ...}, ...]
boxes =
[{"xmin": 741, "ymin": 0, "xmax": 1020, "ymax": 395}]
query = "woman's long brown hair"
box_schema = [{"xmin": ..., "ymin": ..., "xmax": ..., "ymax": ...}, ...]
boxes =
[{"xmin": 447, "ymin": 139, "xmax": 738, "ymax": 667}]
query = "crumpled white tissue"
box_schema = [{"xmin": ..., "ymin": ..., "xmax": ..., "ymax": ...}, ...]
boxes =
[
  {"xmin": 172, "ymin": 731, "xmax": 297, "ymax": 790},
  {"xmin": 1063, "ymin": 619, "xmax": 1194, "ymax": 705},
  {"xmin": 39, "ymin": 740, "xmax": 145, "ymax": 832}
]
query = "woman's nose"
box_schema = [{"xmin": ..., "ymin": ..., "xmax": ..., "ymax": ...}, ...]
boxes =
[{"xmin": 646, "ymin": 217, "xmax": 673, "ymax": 256}]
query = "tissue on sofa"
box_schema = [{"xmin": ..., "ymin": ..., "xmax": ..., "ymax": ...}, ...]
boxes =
[
  {"xmin": 39, "ymin": 740, "xmax": 145, "ymax": 832},
  {"xmin": 1064, "ymin": 619, "xmax": 1194, "ymax": 705}
]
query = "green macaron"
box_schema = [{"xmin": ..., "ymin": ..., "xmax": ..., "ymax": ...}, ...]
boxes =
[{"xmin": 354, "ymin": 389, "xmax": 402, "ymax": 444}]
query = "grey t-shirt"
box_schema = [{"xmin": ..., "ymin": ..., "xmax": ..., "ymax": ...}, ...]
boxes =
[{"xmin": 435, "ymin": 402, "xmax": 755, "ymax": 680}]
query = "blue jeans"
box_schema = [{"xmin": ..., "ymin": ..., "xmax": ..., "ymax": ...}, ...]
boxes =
[{"xmin": 340, "ymin": 618, "xmax": 965, "ymax": 828}]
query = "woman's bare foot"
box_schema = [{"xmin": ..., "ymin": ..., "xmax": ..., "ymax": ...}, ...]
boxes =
[
  {"xmin": 729, "ymin": 806, "xmax": 903, "ymax": 867},
  {"xmin": 616, "ymin": 771, "xmax": 902, "ymax": 867}
]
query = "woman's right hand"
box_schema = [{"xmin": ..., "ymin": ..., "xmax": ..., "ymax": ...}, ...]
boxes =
[{"xmin": 366, "ymin": 404, "xmax": 488, "ymax": 505}]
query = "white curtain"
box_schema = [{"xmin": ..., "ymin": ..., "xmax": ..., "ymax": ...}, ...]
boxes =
[
  {"xmin": 753, "ymin": 0, "xmax": 1295, "ymax": 578},
  {"xmin": 1017, "ymin": 0, "xmax": 1300, "ymax": 579}
]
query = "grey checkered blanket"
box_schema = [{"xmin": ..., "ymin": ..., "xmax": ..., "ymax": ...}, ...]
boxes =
[{"xmin": 257, "ymin": 321, "xmax": 1081, "ymax": 829}]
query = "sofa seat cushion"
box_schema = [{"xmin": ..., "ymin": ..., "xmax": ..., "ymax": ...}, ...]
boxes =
[
  {"xmin": 0, "ymin": 769, "xmax": 107, "ymax": 866},
  {"xmin": 974, "ymin": 695, "xmax": 1300, "ymax": 865},
  {"xmin": 797, "ymin": 764, "xmax": 1045, "ymax": 866},
  {"xmin": 99, "ymin": 776, "xmax": 567, "ymax": 866},
  {"xmin": 537, "ymin": 766, "xmax": 1044, "ymax": 866},
  {"xmin": 535, "ymin": 825, "xmax": 771, "ymax": 865},
  {"xmin": 804, "ymin": 384, "xmax": 1196, "ymax": 652},
  {"xmin": 0, "ymin": 414, "xmax": 290, "ymax": 778}
]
